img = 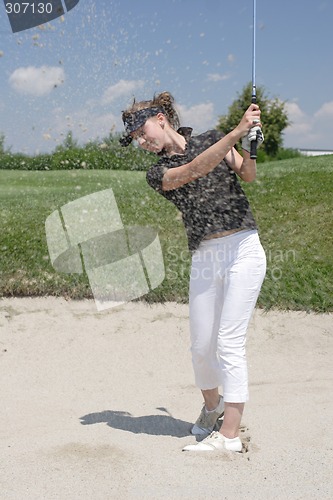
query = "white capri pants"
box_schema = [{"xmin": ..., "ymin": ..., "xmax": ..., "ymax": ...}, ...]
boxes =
[{"xmin": 189, "ymin": 230, "xmax": 266, "ymax": 403}]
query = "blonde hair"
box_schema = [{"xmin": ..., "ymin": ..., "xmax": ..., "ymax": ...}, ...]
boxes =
[{"xmin": 123, "ymin": 91, "xmax": 180, "ymax": 130}]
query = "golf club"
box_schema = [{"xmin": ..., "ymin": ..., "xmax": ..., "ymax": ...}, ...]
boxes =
[{"xmin": 250, "ymin": 0, "xmax": 258, "ymax": 159}]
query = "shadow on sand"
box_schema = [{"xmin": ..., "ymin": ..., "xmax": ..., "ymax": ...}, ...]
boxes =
[{"xmin": 80, "ymin": 407, "xmax": 192, "ymax": 438}]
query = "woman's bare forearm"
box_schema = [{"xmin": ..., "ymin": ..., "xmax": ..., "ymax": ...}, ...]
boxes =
[
  {"xmin": 162, "ymin": 129, "xmax": 242, "ymax": 190},
  {"xmin": 162, "ymin": 103, "xmax": 260, "ymax": 191}
]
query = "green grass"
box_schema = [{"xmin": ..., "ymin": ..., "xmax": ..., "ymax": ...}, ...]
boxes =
[{"xmin": 1, "ymin": 155, "xmax": 332, "ymax": 311}]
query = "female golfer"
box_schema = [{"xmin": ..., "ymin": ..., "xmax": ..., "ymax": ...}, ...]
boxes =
[{"xmin": 120, "ymin": 92, "xmax": 266, "ymax": 452}]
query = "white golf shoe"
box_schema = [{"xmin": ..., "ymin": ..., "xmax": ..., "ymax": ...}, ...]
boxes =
[{"xmin": 183, "ymin": 431, "xmax": 242, "ymax": 452}]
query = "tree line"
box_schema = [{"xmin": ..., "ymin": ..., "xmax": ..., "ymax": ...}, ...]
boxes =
[{"xmin": 0, "ymin": 83, "xmax": 301, "ymax": 169}]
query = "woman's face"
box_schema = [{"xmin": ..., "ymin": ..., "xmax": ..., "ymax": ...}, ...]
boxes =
[{"xmin": 131, "ymin": 115, "xmax": 165, "ymax": 153}]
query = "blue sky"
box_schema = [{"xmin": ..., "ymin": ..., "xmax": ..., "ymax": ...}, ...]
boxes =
[{"xmin": 0, "ymin": 0, "xmax": 332, "ymax": 154}]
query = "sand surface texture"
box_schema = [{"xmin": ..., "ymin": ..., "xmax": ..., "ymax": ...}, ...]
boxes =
[{"xmin": 1, "ymin": 298, "xmax": 332, "ymax": 499}]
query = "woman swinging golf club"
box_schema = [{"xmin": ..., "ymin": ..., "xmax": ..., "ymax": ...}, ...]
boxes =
[{"xmin": 120, "ymin": 91, "xmax": 266, "ymax": 452}]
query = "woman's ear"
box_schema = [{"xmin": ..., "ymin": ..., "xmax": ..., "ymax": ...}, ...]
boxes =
[{"xmin": 157, "ymin": 112, "xmax": 166, "ymax": 127}]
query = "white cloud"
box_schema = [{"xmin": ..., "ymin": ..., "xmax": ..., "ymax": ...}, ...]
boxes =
[
  {"xmin": 176, "ymin": 102, "xmax": 215, "ymax": 132},
  {"xmin": 314, "ymin": 101, "xmax": 333, "ymax": 119},
  {"xmin": 284, "ymin": 102, "xmax": 312, "ymax": 135},
  {"xmin": 13, "ymin": 77, "xmax": 148, "ymax": 152},
  {"xmin": 285, "ymin": 101, "xmax": 306, "ymax": 121},
  {"xmin": 207, "ymin": 73, "xmax": 231, "ymax": 82},
  {"xmin": 9, "ymin": 66, "xmax": 65, "ymax": 96},
  {"xmin": 57, "ymin": 100, "xmax": 215, "ymax": 144},
  {"xmin": 51, "ymin": 107, "xmax": 121, "ymax": 146},
  {"xmin": 284, "ymin": 101, "xmax": 333, "ymax": 149},
  {"xmin": 101, "ymin": 79, "xmax": 144, "ymax": 104}
]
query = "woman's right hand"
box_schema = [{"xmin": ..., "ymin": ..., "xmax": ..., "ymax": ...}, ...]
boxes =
[{"xmin": 236, "ymin": 104, "xmax": 261, "ymax": 137}]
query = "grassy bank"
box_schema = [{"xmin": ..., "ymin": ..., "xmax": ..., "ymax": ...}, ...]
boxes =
[{"xmin": 1, "ymin": 155, "xmax": 332, "ymax": 311}]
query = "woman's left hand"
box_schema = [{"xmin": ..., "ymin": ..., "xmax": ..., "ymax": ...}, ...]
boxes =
[{"xmin": 241, "ymin": 126, "xmax": 264, "ymax": 153}]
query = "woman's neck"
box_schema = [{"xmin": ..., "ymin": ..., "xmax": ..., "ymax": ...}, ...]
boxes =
[{"xmin": 164, "ymin": 127, "xmax": 187, "ymax": 156}]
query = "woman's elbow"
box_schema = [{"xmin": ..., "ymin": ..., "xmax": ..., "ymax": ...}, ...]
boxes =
[{"xmin": 240, "ymin": 171, "xmax": 257, "ymax": 183}]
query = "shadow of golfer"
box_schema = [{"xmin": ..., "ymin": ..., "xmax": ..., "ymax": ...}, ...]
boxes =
[{"xmin": 79, "ymin": 407, "xmax": 192, "ymax": 438}]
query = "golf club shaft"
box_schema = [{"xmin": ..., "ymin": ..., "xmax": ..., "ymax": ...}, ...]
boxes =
[{"xmin": 250, "ymin": 0, "xmax": 257, "ymax": 159}]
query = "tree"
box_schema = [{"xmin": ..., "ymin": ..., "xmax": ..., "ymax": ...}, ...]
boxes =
[
  {"xmin": 0, "ymin": 133, "xmax": 5, "ymax": 154},
  {"xmin": 0, "ymin": 133, "xmax": 11, "ymax": 155},
  {"xmin": 217, "ymin": 83, "xmax": 290, "ymax": 158},
  {"xmin": 54, "ymin": 130, "xmax": 79, "ymax": 152}
]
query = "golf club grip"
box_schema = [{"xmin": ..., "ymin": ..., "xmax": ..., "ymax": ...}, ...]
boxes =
[
  {"xmin": 250, "ymin": 94, "xmax": 257, "ymax": 159},
  {"xmin": 250, "ymin": 138, "xmax": 257, "ymax": 160}
]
